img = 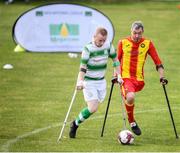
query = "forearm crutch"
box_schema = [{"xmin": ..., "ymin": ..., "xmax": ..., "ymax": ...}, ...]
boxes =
[
  {"xmin": 57, "ymin": 88, "xmax": 77, "ymax": 142},
  {"xmin": 101, "ymin": 79, "xmax": 115, "ymax": 137},
  {"xmin": 119, "ymin": 85, "xmax": 127, "ymax": 130},
  {"xmin": 162, "ymin": 84, "xmax": 178, "ymax": 139}
]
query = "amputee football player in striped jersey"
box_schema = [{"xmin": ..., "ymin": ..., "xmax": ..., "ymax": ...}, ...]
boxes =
[
  {"xmin": 69, "ymin": 27, "xmax": 123, "ymax": 138},
  {"xmin": 117, "ymin": 21, "xmax": 168, "ymax": 136}
]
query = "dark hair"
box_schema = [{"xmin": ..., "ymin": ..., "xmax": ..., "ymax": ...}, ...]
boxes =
[{"xmin": 131, "ymin": 21, "xmax": 144, "ymax": 31}]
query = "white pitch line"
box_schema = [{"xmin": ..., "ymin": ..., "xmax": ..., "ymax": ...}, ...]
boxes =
[{"xmin": 1, "ymin": 107, "xmax": 179, "ymax": 152}]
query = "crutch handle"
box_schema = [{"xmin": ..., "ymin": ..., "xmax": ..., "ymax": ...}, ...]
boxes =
[{"xmin": 111, "ymin": 76, "xmax": 118, "ymax": 84}]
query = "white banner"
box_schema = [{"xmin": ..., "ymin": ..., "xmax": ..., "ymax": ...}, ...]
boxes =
[{"xmin": 13, "ymin": 3, "xmax": 114, "ymax": 52}]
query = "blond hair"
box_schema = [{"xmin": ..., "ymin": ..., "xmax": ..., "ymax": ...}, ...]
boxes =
[{"xmin": 95, "ymin": 27, "xmax": 108, "ymax": 36}]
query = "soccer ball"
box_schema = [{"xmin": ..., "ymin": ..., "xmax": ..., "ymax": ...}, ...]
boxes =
[{"xmin": 117, "ymin": 130, "xmax": 134, "ymax": 145}]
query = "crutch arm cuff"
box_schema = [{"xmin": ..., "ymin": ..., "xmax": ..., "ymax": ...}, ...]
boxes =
[
  {"xmin": 156, "ymin": 64, "xmax": 164, "ymax": 71},
  {"xmin": 160, "ymin": 77, "xmax": 168, "ymax": 85}
]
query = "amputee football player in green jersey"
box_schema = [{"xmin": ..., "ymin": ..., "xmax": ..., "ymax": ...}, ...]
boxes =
[{"xmin": 69, "ymin": 27, "xmax": 123, "ymax": 138}]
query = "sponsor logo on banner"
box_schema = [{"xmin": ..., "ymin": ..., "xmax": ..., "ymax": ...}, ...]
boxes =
[
  {"xmin": 13, "ymin": 4, "xmax": 114, "ymax": 52},
  {"xmin": 49, "ymin": 23, "xmax": 79, "ymax": 42},
  {"xmin": 36, "ymin": 11, "xmax": 43, "ymax": 16}
]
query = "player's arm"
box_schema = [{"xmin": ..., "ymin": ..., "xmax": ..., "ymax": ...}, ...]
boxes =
[
  {"xmin": 156, "ymin": 65, "xmax": 168, "ymax": 85},
  {"xmin": 112, "ymin": 57, "xmax": 123, "ymax": 85},
  {"xmin": 109, "ymin": 44, "xmax": 123, "ymax": 85},
  {"xmin": 148, "ymin": 41, "xmax": 168, "ymax": 85},
  {"xmin": 117, "ymin": 40, "xmax": 123, "ymax": 62},
  {"xmin": 76, "ymin": 65, "xmax": 86, "ymax": 90},
  {"xmin": 76, "ymin": 47, "xmax": 89, "ymax": 90}
]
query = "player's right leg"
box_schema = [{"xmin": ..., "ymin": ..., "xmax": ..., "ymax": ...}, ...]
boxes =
[
  {"xmin": 122, "ymin": 79, "xmax": 142, "ymax": 136},
  {"xmin": 69, "ymin": 81, "xmax": 100, "ymax": 138},
  {"xmin": 69, "ymin": 100, "xmax": 99, "ymax": 138},
  {"xmin": 125, "ymin": 92, "xmax": 141, "ymax": 136}
]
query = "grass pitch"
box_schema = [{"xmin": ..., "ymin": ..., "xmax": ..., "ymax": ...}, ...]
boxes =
[{"xmin": 0, "ymin": 1, "xmax": 180, "ymax": 152}]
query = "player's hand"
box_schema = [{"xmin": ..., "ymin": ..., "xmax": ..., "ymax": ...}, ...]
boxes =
[
  {"xmin": 111, "ymin": 76, "xmax": 118, "ymax": 84},
  {"xmin": 160, "ymin": 77, "xmax": 168, "ymax": 85},
  {"xmin": 76, "ymin": 80, "xmax": 84, "ymax": 90},
  {"xmin": 117, "ymin": 74, "xmax": 124, "ymax": 85},
  {"xmin": 111, "ymin": 75, "xmax": 123, "ymax": 85}
]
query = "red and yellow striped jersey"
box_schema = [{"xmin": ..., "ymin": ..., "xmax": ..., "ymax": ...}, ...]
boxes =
[{"xmin": 117, "ymin": 37, "xmax": 162, "ymax": 81}]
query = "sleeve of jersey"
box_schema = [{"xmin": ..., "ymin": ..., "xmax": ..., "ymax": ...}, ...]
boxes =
[
  {"xmin": 80, "ymin": 46, "xmax": 90, "ymax": 66},
  {"xmin": 109, "ymin": 44, "xmax": 117, "ymax": 59},
  {"xmin": 148, "ymin": 41, "xmax": 162, "ymax": 65},
  {"xmin": 117, "ymin": 40, "xmax": 123, "ymax": 62}
]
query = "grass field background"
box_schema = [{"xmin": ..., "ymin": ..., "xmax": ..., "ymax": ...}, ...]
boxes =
[{"xmin": 0, "ymin": 1, "xmax": 180, "ymax": 152}]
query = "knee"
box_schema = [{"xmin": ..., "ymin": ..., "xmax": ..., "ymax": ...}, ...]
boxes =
[
  {"xmin": 88, "ymin": 101, "xmax": 99, "ymax": 113},
  {"xmin": 126, "ymin": 92, "xmax": 135, "ymax": 104},
  {"xmin": 89, "ymin": 106, "xmax": 98, "ymax": 113}
]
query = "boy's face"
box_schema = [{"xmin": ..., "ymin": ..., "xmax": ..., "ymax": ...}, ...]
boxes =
[
  {"xmin": 94, "ymin": 33, "xmax": 107, "ymax": 47},
  {"xmin": 131, "ymin": 28, "xmax": 143, "ymax": 43}
]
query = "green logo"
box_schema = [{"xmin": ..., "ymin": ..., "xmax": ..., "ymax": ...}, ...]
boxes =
[
  {"xmin": 85, "ymin": 11, "xmax": 92, "ymax": 16},
  {"xmin": 36, "ymin": 11, "xmax": 43, "ymax": 16},
  {"xmin": 49, "ymin": 23, "xmax": 79, "ymax": 37},
  {"xmin": 49, "ymin": 23, "xmax": 79, "ymax": 42}
]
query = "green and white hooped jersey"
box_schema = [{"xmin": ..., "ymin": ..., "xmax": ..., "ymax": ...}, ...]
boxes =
[{"xmin": 81, "ymin": 41, "xmax": 116, "ymax": 81}]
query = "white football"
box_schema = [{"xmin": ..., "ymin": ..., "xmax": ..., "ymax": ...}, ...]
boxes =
[{"xmin": 117, "ymin": 130, "xmax": 134, "ymax": 145}]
